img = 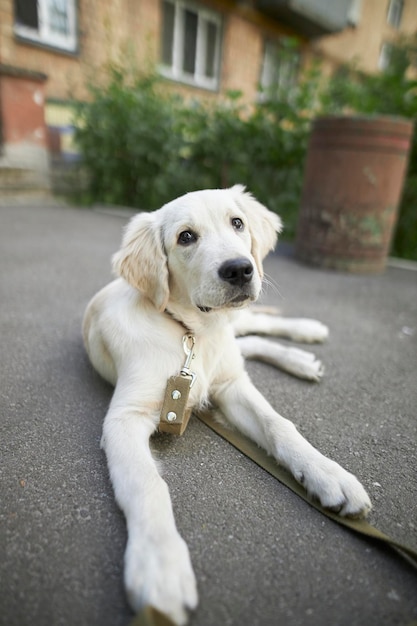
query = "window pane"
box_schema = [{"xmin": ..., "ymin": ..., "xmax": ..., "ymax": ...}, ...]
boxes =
[
  {"xmin": 387, "ymin": 0, "xmax": 403, "ymax": 29},
  {"xmin": 261, "ymin": 43, "xmax": 278, "ymax": 89},
  {"xmin": 205, "ymin": 21, "xmax": 217, "ymax": 78},
  {"xmin": 183, "ymin": 9, "xmax": 197, "ymax": 75},
  {"xmin": 14, "ymin": 0, "xmax": 39, "ymax": 29},
  {"xmin": 261, "ymin": 40, "xmax": 299, "ymax": 93},
  {"xmin": 48, "ymin": 0, "xmax": 70, "ymax": 35},
  {"xmin": 162, "ymin": 1, "xmax": 175, "ymax": 66}
]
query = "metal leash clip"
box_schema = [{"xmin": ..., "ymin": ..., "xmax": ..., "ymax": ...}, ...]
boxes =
[{"xmin": 181, "ymin": 334, "xmax": 197, "ymax": 387}]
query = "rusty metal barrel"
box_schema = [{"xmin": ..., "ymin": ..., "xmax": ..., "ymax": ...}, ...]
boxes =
[{"xmin": 295, "ymin": 115, "xmax": 414, "ymax": 273}]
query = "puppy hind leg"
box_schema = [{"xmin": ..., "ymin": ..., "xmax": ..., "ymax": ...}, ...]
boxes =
[
  {"xmin": 265, "ymin": 317, "xmax": 330, "ymax": 344},
  {"xmin": 237, "ymin": 336, "xmax": 324, "ymax": 382},
  {"xmin": 83, "ymin": 319, "xmax": 118, "ymax": 386},
  {"xmin": 233, "ymin": 309, "xmax": 329, "ymax": 343}
]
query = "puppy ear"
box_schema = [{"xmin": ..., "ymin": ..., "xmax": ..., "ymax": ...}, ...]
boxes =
[
  {"xmin": 112, "ymin": 212, "xmax": 169, "ymax": 311},
  {"xmin": 233, "ymin": 186, "xmax": 283, "ymax": 277}
]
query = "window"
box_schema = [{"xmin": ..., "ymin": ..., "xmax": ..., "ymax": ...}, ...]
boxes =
[
  {"xmin": 387, "ymin": 0, "xmax": 404, "ymax": 29},
  {"xmin": 260, "ymin": 39, "xmax": 300, "ymax": 98},
  {"xmin": 160, "ymin": 0, "xmax": 222, "ymax": 90},
  {"xmin": 14, "ymin": 0, "xmax": 77, "ymax": 53},
  {"xmin": 347, "ymin": 0, "xmax": 362, "ymax": 26},
  {"xmin": 378, "ymin": 42, "xmax": 393, "ymax": 70}
]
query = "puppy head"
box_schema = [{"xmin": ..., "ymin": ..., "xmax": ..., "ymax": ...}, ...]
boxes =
[{"xmin": 112, "ymin": 186, "xmax": 282, "ymax": 313}]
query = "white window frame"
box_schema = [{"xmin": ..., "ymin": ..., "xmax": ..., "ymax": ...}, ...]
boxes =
[
  {"xmin": 14, "ymin": 0, "xmax": 77, "ymax": 53},
  {"xmin": 387, "ymin": 0, "xmax": 404, "ymax": 29},
  {"xmin": 160, "ymin": 0, "xmax": 222, "ymax": 90}
]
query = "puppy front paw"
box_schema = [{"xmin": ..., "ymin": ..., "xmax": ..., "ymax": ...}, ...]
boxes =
[
  {"xmin": 125, "ymin": 530, "xmax": 198, "ymax": 625},
  {"xmin": 296, "ymin": 457, "xmax": 372, "ymax": 519}
]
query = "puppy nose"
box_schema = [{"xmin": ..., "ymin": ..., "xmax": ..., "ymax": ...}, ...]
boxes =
[{"xmin": 218, "ymin": 258, "xmax": 254, "ymax": 287}]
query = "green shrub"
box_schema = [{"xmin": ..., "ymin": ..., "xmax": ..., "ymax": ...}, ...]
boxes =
[
  {"xmin": 74, "ymin": 36, "xmax": 416, "ymax": 260},
  {"xmin": 75, "ymin": 67, "xmax": 188, "ymax": 209},
  {"xmin": 74, "ymin": 54, "xmax": 319, "ymax": 240},
  {"xmin": 173, "ymin": 60, "xmax": 321, "ymax": 239}
]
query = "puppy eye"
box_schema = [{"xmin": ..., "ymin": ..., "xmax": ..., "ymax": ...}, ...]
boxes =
[
  {"xmin": 231, "ymin": 217, "xmax": 244, "ymax": 231},
  {"xmin": 178, "ymin": 230, "xmax": 198, "ymax": 245}
]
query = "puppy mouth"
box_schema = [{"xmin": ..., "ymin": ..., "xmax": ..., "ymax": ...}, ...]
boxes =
[
  {"xmin": 230, "ymin": 294, "xmax": 251, "ymax": 305},
  {"xmin": 197, "ymin": 294, "xmax": 253, "ymax": 313}
]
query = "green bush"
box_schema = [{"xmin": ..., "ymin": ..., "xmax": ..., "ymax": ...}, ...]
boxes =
[
  {"xmin": 75, "ymin": 67, "xmax": 188, "ymax": 209},
  {"xmin": 74, "ymin": 55, "xmax": 319, "ymax": 240},
  {"xmin": 75, "ymin": 37, "xmax": 416, "ymax": 259},
  {"xmin": 178, "ymin": 92, "xmax": 310, "ymax": 239}
]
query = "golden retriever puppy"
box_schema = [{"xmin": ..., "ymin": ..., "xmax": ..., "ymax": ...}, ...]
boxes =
[{"xmin": 83, "ymin": 186, "xmax": 371, "ymax": 625}]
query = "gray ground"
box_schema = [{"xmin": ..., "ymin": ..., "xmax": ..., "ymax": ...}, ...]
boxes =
[{"xmin": 1, "ymin": 203, "xmax": 416, "ymax": 626}]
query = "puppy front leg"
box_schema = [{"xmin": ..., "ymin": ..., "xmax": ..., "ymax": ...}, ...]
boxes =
[
  {"xmin": 101, "ymin": 404, "xmax": 197, "ymax": 625},
  {"xmin": 212, "ymin": 373, "xmax": 371, "ymax": 518}
]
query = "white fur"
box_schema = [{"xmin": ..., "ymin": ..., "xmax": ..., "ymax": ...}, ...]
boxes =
[{"xmin": 83, "ymin": 186, "xmax": 371, "ymax": 625}]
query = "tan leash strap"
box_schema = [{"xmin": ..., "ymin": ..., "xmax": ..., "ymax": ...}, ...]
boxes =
[
  {"xmin": 195, "ymin": 409, "xmax": 417, "ymax": 569},
  {"xmin": 129, "ymin": 606, "xmax": 176, "ymax": 626}
]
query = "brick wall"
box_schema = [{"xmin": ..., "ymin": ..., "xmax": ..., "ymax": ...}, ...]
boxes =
[
  {"xmin": 2, "ymin": 0, "xmax": 416, "ymax": 111},
  {"xmin": 312, "ymin": 0, "xmax": 417, "ymax": 73},
  {"xmin": 0, "ymin": 66, "xmax": 49, "ymax": 188},
  {"xmin": 0, "ymin": 0, "xmax": 161, "ymax": 102},
  {"xmin": 222, "ymin": 14, "xmax": 263, "ymax": 102},
  {"xmin": 0, "ymin": 0, "xmax": 289, "ymax": 104},
  {"xmin": 0, "ymin": 71, "xmax": 47, "ymax": 146}
]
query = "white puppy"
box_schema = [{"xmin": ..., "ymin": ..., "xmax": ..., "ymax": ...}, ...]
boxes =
[{"xmin": 83, "ymin": 186, "xmax": 371, "ymax": 625}]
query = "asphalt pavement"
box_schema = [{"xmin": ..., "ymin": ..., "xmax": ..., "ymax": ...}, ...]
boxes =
[{"xmin": 1, "ymin": 202, "xmax": 417, "ymax": 626}]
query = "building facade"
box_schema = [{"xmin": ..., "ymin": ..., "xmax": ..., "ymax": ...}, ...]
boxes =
[{"xmin": 0, "ymin": 0, "xmax": 416, "ymax": 192}]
